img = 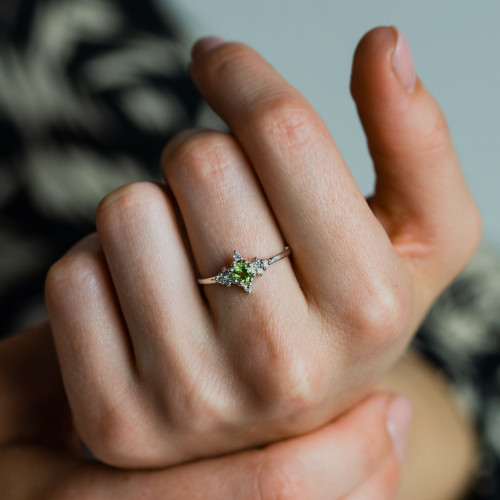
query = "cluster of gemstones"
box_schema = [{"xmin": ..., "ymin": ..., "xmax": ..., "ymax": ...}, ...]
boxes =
[{"xmin": 214, "ymin": 251, "xmax": 269, "ymax": 293}]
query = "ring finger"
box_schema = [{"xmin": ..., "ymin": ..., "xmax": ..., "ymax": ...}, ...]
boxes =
[{"xmin": 162, "ymin": 129, "xmax": 309, "ymax": 389}]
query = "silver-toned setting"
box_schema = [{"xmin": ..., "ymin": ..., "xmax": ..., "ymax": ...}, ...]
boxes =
[{"xmin": 197, "ymin": 246, "xmax": 291, "ymax": 293}]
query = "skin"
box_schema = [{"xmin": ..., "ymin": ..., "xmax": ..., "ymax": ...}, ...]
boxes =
[{"xmin": 0, "ymin": 26, "xmax": 481, "ymax": 498}]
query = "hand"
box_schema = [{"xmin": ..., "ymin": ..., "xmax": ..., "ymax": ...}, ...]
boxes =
[
  {"xmin": 45, "ymin": 27, "xmax": 481, "ymax": 467},
  {"xmin": 0, "ymin": 325, "xmax": 409, "ymax": 500}
]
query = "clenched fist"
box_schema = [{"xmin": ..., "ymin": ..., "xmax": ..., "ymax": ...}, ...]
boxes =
[{"xmin": 45, "ymin": 27, "xmax": 480, "ymax": 468}]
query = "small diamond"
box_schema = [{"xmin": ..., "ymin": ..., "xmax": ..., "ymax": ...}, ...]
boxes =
[
  {"xmin": 215, "ymin": 268, "xmax": 233, "ymax": 286},
  {"xmin": 252, "ymin": 258, "xmax": 267, "ymax": 275}
]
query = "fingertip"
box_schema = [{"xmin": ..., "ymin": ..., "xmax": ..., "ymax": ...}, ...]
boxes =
[
  {"xmin": 191, "ymin": 36, "xmax": 227, "ymax": 59},
  {"xmin": 351, "ymin": 25, "xmax": 420, "ymax": 106},
  {"xmin": 354, "ymin": 25, "xmax": 397, "ymax": 57},
  {"xmin": 350, "ymin": 26, "xmax": 397, "ymax": 100}
]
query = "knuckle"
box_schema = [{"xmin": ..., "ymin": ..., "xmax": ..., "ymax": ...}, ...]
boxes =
[
  {"xmin": 163, "ymin": 130, "xmax": 238, "ymax": 188},
  {"xmin": 45, "ymin": 235, "xmax": 101, "ymax": 296},
  {"xmin": 170, "ymin": 384, "xmax": 239, "ymax": 436},
  {"xmin": 241, "ymin": 313, "xmax": 323, "ymax": 416},
  {"xmin": 348, "ymin": 272, "xmax": 411, "ymax": 348},
  {"xmin": 255, "ymin": 454, "xmax": 306, "ymax": 500},
  {"xmin": 262, "ymin": 357, "xmax": 320, "ymax": 417},
  {"xmin": 75, "ymin": 400, "xmax": 144, "ymax": 468},
  {"xmin": 96, "ymin": 181, "xmax": 164, "ymax": 232},
  {"xmin": 252, "ymin": 95, "xmax": 316, "ymax": 152},
  {"xmin": 45, "ymin": 258, "xmax": 76, "ymax": 295}
]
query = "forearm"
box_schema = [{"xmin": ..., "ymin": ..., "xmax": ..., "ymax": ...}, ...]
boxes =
[{"xmin": 379, "ymin": 351, "xmax": 478, "ymax": 500}]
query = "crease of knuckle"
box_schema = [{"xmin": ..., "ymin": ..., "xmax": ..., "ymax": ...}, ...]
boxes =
[
  {"xmin": 251, "ymin": 97, "xmax": 316, "ymax": 155},
  {"xmin": 254, "ymin": 454, "xmax": 306, "ymax": 500},
  {"xmin": 166, "ymin": 133, "xmax": 238, "ymax": 189}
]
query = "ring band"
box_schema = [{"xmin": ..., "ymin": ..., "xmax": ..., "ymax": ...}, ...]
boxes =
[{"xmin": 197, "ymin": 246, "xmax": 291, "ymax": 293}]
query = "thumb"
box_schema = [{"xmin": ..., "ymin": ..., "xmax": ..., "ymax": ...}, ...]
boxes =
[{"xmin": 350, "ymin": 26, "xmax": 481, "ymax": 295}]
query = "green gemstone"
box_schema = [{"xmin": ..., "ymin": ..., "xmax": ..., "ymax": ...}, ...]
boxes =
[{"xmin": 231, "ymin": 261, "xmax": 254, "ymax": 284}]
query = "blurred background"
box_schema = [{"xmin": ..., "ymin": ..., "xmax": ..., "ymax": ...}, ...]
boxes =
[{"xmin": 165, "ymin": 0, "xmax": 500, "ymax": 250}]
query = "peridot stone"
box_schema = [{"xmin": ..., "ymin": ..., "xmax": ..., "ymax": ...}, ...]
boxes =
[{"xmin": 231, "ymin": 261, "xmax": 254, "ymax": 284}]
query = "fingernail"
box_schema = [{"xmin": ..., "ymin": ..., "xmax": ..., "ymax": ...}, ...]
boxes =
[
  {"xmin": 392, "ymin": 27, "xmax": 417, "ymax": 91},
  {"xmin": 386, "ymin": 396, "xmax": 413, "ymax": 463},
  {"xmin": 191, "ymin": 36, "xmax": 226, "ymax": 59}
]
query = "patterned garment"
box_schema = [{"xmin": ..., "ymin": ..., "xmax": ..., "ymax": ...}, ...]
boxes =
[
  {"xmin": 0, "ymin": 1, "xmax": 499, "ymax": 497},
  {"xmin": 0, "ymin": 0, "xmax": 202, "ymax": 334}
]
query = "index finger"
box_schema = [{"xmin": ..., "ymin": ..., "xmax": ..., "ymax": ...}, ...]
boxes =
[{"xmin": 189, "ymin": 40, "xmax": 401, "ymax": 307}]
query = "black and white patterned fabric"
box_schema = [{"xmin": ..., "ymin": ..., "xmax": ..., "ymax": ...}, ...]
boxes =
[
  {"xmin": 0, "ymin": 1, "xmax": 499, "ymax": 497},
  {"xmin": 0, "ymin": 0, "xmax": 202, "ymax": 334}
]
